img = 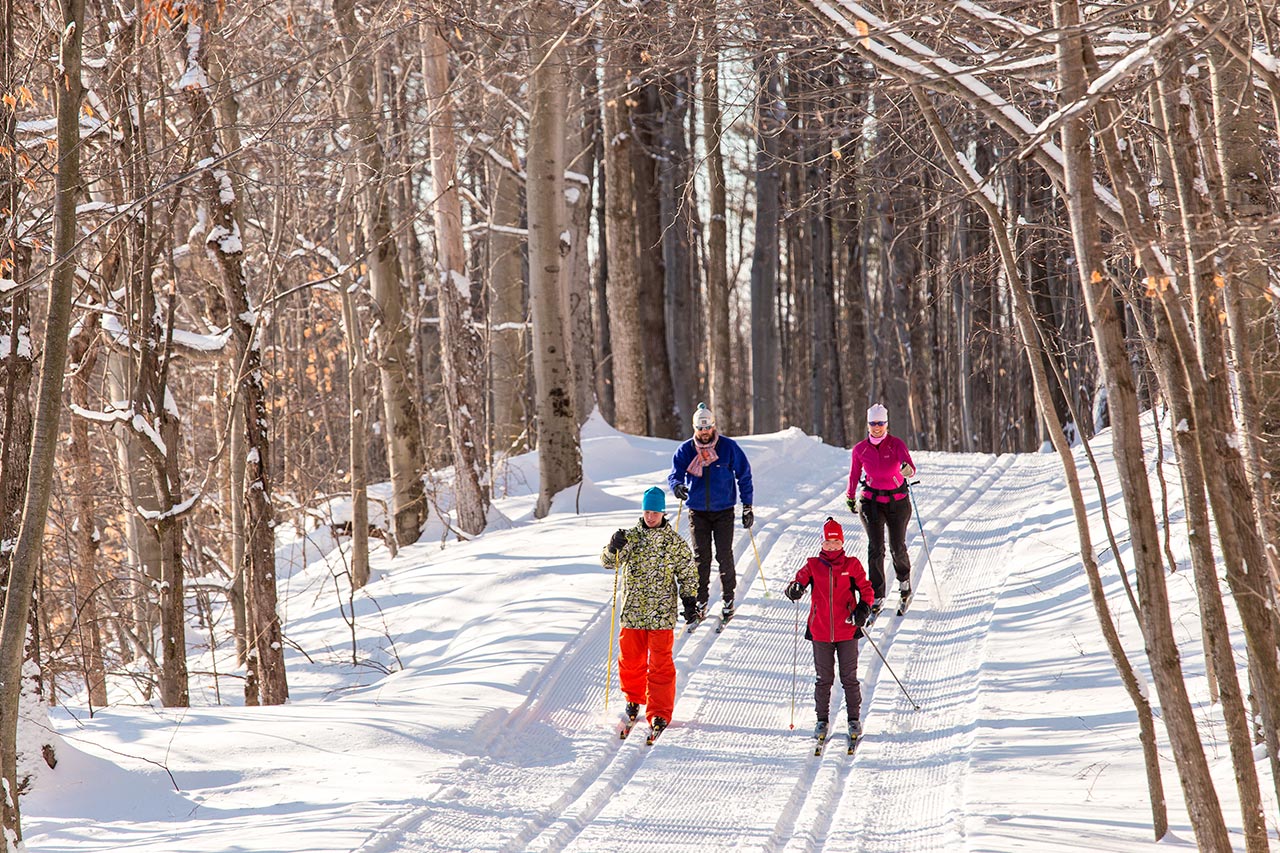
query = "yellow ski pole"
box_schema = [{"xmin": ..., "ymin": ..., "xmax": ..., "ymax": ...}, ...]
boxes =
[
  {"xmin": 606, "ymin": 554, "xmax": 621, "ymax": 714},
  {"xmin": 748, "ymin": 528, "xmax": 772, "ymax": 598}
]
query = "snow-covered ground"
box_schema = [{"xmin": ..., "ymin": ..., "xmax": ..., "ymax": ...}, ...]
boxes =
[{"xmin": 21, "ymin": 412, "xmax": 1275, "ymax": 851}]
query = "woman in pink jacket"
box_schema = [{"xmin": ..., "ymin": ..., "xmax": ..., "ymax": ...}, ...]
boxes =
[
  {"xmin": 785, "ymin": 517, "xmax": 875, "ymax": 746},
  {"xmin": 845, "ymin": 403, "xmax": 916, "ymax": 616}
]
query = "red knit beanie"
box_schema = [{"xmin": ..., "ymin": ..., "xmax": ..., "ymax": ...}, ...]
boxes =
[{"xmin": 823, "ymin": 517, "xmax": 843, "ymax": 542}]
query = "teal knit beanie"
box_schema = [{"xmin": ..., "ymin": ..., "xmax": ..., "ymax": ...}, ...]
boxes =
[{"xmin": 642, "ymin": 486, "xmax": 666, "ymax": 512}]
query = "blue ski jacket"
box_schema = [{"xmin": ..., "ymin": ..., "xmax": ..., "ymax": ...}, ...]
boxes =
[{"xmin": 667, "ymin": 434, "xmax": 754, "ymax": 512}]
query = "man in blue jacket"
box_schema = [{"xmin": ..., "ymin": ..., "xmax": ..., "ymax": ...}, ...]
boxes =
[{"xmin": 668, "ymin": 403, "xmax": 754, "ymax": 622}]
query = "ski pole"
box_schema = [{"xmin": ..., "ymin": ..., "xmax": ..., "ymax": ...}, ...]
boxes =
[
  {"xmin": 862, "ymin": 630, "xmax": 921, "ymax": 711},
  {"xmin": 789, "ymin": 597, "xmax": 800, "ymax": 729},
  {"xmin": 606, "ymin": 554, "xmax": 621, "ymax": 714},
  {"xmin": 906, "ymin": 480, "xmax": 944, "ymax": 605},
  {"xmin": 748, "ymin": 528, "xmax": 772, "ymax": 598},
  {"xmin": 675, "ymin": 497, "xmax": 684, "ymax": 538}
]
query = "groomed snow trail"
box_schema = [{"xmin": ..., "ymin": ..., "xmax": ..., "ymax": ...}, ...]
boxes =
[
  {"xmin": 557, "ymin": 451, "xmax": 1059, "ymax": 853},
  {"xmin": 368, "ymin": 440, "xmax": 847, "ymax": 853}
]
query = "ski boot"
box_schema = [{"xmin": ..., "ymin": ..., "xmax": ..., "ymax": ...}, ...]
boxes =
[
  {"xmin": 848, "ymin": 718, "xmax": 863, "ymax": 753},
  {"xmin": 620, "ymin": 701, "xmax": 642, "ymax": 739},
  {"xmin": 646, "ymin": 716, "xmax": 669, "ymax": 745},
  {"xmin": 897, "ymin": 580, "xmax": 913, "ymax": 616},
  {"xmin": 813, "ymin": 718, "xmax": 829, "ymax": 755}
]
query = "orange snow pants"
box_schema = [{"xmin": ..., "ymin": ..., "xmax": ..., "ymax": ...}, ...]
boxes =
[{"xmin": 618, "ymin": 627, "xmax": 676, "ymax": 724}]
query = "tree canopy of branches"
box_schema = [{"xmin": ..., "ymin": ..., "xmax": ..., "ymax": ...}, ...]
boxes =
[{"xmin": 1, "ymin": 0, "xmax": 1278, "ymax": 846}]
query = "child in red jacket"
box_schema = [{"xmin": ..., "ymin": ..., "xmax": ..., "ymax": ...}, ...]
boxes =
[{"xmin": 785, "ymin": 517, "xmax": 875, "ymax": 745}]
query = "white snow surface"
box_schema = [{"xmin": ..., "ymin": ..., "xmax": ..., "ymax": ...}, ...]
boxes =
[{"xmin": 23, "ymin": 411, "xmax": 1274, "ymax": 851}]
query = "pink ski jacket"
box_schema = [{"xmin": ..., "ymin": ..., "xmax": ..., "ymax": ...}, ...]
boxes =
[{"xmin": 846, "ymin": 434, "xmax": 916, "ymax": 503}]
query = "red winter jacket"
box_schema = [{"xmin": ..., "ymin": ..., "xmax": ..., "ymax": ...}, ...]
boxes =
[{"xmin": 793, "ymin": 549, "xmax": 875, "ymax": 643}]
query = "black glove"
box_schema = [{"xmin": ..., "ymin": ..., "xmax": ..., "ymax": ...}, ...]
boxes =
[
  {"xmin": 845, "ymin": 497, "xmax": 858, "ymax": 515},
  {"xmin": 785, "ymin": 581, "xmax": 805, "ymax": 601},
  {"xmin": 682, "ymin": 597, "xmax": 698, "ymax": 624},
  {"xmin": 742, "ymin": 506, "xmax": 754, "ymax": 529},
  {"xmin": 673, "ymin": 483, "xmax": 689, "ymax": 501},
  {"xmin": 608, "ymin": 529, "xmax": 628, "ymax": 554},
  {"xmin": 852, "ymin": 601, "xmax": 871, "ymax": 627}
]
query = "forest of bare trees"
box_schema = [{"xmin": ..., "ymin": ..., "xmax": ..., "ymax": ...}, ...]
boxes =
[{"xmin": 1, "ymin": 0, "xmax": 1278, "ymax": 847}]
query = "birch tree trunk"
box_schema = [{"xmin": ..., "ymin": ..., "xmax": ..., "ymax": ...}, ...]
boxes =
[
  {"xmin": 528, "ymin": 5, "xmax": 583, "ymax": 517},
  {"xmin": 421, "ymin": 24, "xmax": 489, "ymax": 535},
  {"xmin": 335, "ymin": 0, "xmax": 427, "ymax": 546},
  {"xmin": 601, "ymin": 40, "xmax": 648, "ymax": 434},
  {"xmin": 1, "ymin": 0, "xmax": 83, "ymax": 840}
]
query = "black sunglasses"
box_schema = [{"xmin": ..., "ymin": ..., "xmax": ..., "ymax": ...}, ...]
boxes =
[{"xmin": 868, "ymin": 421, "xmax": 887, "ymax": 426}]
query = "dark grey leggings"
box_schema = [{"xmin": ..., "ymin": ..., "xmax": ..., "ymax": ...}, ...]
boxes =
[{"xmin": 813, "ymin": 638, "xmax": 861, "ymax": 722}]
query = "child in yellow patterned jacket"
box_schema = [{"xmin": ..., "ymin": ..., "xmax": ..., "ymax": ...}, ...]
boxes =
[{"xmin": 602, "ymin": 486, "xmax": 699, "ymax": 735}]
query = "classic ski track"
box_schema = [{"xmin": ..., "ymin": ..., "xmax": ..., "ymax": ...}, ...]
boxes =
[
  {"xmin": 518, "ymin": 471, "xmax": 850, "ymax": 853},
  {"xmin": 774, "ymin": 452, "xmax": 1018, "ymax": 853},
  {"xmin": 553, "ymin": 454, "xmax": 1014, "ymax": 853},
  {"xmin": 352, "ymin": 453, "xmax": 843, "ymax": 853},
  {"xmin": 817, "ymin": 453, "xmax": 1062, "ymax": 853}
]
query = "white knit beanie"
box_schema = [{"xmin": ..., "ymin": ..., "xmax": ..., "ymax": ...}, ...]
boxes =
[
  {"xmin": 867, "ymin": 403, "xmax": 889, "ymax": 423},
  {"xmin": 692, "ymin": 403, "xmax": 716, "ymax": 430}
]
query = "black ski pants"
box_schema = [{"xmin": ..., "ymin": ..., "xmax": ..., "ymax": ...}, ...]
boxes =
[
  {"xmin": 689, "ymin": 507, "xmax": 736, "ymax": 606},
  {"xmin": 813, "ymin": 638, "xmax": 861, "ymax": 723},
  {"xmin": 859, "ymin": 495, "xmax": 912, "ymax": 599}
]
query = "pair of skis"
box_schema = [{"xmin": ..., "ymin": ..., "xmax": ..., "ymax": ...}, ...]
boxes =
[
  {"xmin": 686, "ymin": 611, "xmax": 733, "ymax": 634},
  {"xmin": 864, "ymin": 588, "xmax": 913, "ymax": 630},
  {"xmin": 619, "ymin": 715, "xmax": 666, "ymax": 745},
  {"xmin": 814, "ymin": 727, "xmax": 861, "ymax": 756}
]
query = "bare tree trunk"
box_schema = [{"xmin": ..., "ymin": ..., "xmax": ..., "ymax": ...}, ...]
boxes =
[
  {"xmin": 1144, "ymin": 38, "xmax": 1273, "ymax": 841},
  {"xmin": 528, "ymin": 6, "xmax": 583, "ymax": 517},
  {"xmin": 701, "ymin": 15, "xmax": 732, "ymax": 434},
  {"xmin": 660, "ymin": 68, "xmax": 696, "ymax": 429},
  {"xmin": 1053, "ymin": 3, "xmax": 1228, "ymax": 846},
  {"xmin": 340, "ymin": 284, "xmax": 370, "ymax": 589},
  {"xmin": 806, "ymin": 67, "xmax": 843, "ymax": 444},
  {"xmin": 751, "ymin": 53, "xmax": 782, "ymax": 432},
  {"xmin": 601, "ymin": 40, "xmax": 648, "ymax": 434},
  {"xmin": 335, "ymin": 0, "xmax": 427, "ymax": 546},
  {"xmin": 909, "ymin": 86, "xmax": 1171, "ymax": 839},
  {"xmin": 421, "ymin": 23, "xmax": 489, "ymax": 535},
  {"xmin": 178, "ymin": 0, "xmax": 286, "ymax": 706},
  {"xmin": 565, "ymin": 50, "xmax": 598, "ymax": 425},
  {"xmin": 1198, "ymin": 3, "xmax": 1280, "ymax": 587},
  {"xmin": 1, "ymin": 0, "xmax": 83, "ymax": 840},
  {"xmin": 486, "ymin": 146, "xmax": 526, "ymax": 456},
  {"xmin": 633, "ymin": 82, "xmax": 678, "ymax": 438},
  {"xmin": 66, "ymin": 326, "xmax": 107, "ymax": 709}
]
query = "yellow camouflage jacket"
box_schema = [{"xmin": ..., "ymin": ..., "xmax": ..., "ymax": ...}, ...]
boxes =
[{"xmin": 600, "ymin": 517, "xmax": 698, "ymax": 630}]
